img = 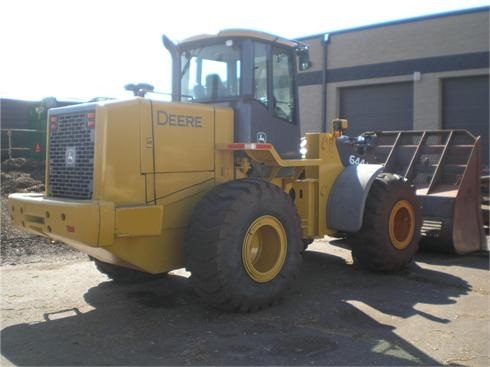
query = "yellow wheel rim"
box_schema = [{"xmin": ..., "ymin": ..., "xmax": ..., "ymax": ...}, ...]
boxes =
[
  {"xmin": 388, "ymin": 200, "xmax": 416, "ymax": 250},
  {"xmin": 242, "ymin": 215, "xmax": 287, "ymax": 283}
]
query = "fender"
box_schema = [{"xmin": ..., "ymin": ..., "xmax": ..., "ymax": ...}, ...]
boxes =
[{"xmin": 327, "ymin": 164, "xmax": 384, "ymax": 232}]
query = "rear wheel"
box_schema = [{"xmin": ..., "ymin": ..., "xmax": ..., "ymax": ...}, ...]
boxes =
[
  {"xmin": 184, "ymin": 179, "xmax": 303, "ymax": 311},
  {"xmin": 347, "ymin": 173, "xmax": 421, "ymax": 271}
]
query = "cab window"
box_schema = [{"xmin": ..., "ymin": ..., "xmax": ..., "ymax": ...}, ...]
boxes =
[
  {"xmin": 272, "ymin": 47, "xmax": 294, "ymax": 122},
  {"xmin": 254, "ymin": 43, "xmax": 268, "ymax": 106},
  {"xmin": 180, "ymin": 42, "xmax": 241, "ymax": 101},
  {"xmin": 253, "ymin": 43, "xmax": 295, "ymax": 122}
]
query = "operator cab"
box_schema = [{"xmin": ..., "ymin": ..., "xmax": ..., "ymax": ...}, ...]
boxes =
[{"xmin": 163, "ymin": 30, "xmax": 311, "ymax": 159}]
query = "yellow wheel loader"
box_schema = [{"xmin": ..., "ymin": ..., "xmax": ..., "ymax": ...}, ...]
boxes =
[{"xmin": 8, "ymin": 30, "xmax": 486, "ymax": 311}]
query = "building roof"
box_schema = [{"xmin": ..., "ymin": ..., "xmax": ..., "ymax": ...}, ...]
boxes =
[{"xmin": 298, "ymin": 6, "xmax": 490, "ymax": 41}]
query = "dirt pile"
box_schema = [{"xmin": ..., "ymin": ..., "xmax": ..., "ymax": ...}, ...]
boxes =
[
  {"xmin": 1, "ymin": 158, "xmax": 84, "ymax": 265},
  {"xmin": 1, "ymin": 158, "xmax": 45, "ymax": 195}
]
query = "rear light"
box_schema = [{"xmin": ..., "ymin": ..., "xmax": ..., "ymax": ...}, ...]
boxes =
[
  {"xmin": 49, "ymin": 116, "xmax": 58, "ymax": 131},
  {"xmin": 87, "ymin": 112, "xmax": 96, "ymax": 128}
]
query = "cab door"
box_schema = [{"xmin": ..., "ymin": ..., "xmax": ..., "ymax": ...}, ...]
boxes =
[{"xmin": 236, "ymin": 42, "xmax": 300, "ymax": 159}]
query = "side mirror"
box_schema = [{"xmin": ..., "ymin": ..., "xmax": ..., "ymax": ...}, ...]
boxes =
[{"xmin": 297, "ymin": 50, "xmax": 311, "ymax": 71}]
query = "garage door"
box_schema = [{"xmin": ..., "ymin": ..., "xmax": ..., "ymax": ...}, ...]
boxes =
[
  {"xmin": 442, "ymin": 76, "xmax": 489, "ymax": 168},
  {"xmin": 339, "ymin": 82, "xmax": 413, "ymax": 137}
]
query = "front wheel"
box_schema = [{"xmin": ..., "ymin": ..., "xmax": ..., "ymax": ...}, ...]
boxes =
[
  {"xmin": 184, "ymin": 179, "xmax": 303, "ymax": 311},
  {"xmin": 347, "ymin": 173, "xmax": 422, "ymax": 271}
]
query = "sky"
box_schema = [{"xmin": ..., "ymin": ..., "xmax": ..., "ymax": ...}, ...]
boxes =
[{"xmin": 1, "ymin": 0, "xmax": 489, "ymax": 102}]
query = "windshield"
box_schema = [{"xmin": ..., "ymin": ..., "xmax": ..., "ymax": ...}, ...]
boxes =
[{"xmin": 180, "ymin": 40, "xmax": 241, "ymax": 101}]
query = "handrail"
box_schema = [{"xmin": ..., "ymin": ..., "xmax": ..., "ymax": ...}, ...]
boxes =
[{"xmin": 1, "ymin": 128, "xmax": 44, "ymax": 159}]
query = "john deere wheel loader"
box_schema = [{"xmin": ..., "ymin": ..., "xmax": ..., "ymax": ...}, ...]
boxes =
[{"xmin": 8, "ymin": 30, "xmax": 485, "ymax": 311}]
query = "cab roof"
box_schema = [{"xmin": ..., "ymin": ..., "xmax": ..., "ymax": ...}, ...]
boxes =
[{"xmin": 178, "ymin": 29, "xmax": 307, "ymax": 51}]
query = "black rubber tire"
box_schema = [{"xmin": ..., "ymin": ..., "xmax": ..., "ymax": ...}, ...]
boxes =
[
  {"xmin": 90, "ymin": 257, "xmax": 164, "ymax": 283},
  {"xmin": 184, "ymin": 178, "xmax": 303, "ymax": 312},
  {"xmin": 347, "ymin": 173, "xmax": 422, "ymax": 271}
]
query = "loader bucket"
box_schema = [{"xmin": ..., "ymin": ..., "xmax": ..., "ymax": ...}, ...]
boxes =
[{"xmin": 360, "ymin": 130, "xmax": 486, "ymax": 254}]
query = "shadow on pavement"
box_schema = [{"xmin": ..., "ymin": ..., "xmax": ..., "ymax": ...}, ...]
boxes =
[
  {"xmin": 1, "ymin": 247, "xmax": 476, "ymax": 366},
  {"xmin": 415, "ymin": 249, "xmax": 489, "ymax": 271}
]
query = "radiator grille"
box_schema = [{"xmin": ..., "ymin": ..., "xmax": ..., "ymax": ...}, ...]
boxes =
[{"xmin": 48, "ymin": 111, "xmax": 95, "ymax": 199}]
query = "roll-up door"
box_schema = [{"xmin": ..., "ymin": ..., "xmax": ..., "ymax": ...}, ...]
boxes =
[
  {"xmin": 339, "ymin": 82, "xmax": 413, "ymax": 137},
  {"xmin": 442, "ymin": 76, "xmax": 489, "ymax": 168}
]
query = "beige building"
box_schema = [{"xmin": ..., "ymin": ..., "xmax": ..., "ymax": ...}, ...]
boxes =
[{"xmin": 297, "ymin": 7, "xmax": 489, "ymax": 167}]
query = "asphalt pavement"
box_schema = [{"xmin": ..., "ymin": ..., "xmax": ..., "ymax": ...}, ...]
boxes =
[{"xmin": 1, "ymin": 238, "xmax": 489, "ymax": 366}]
